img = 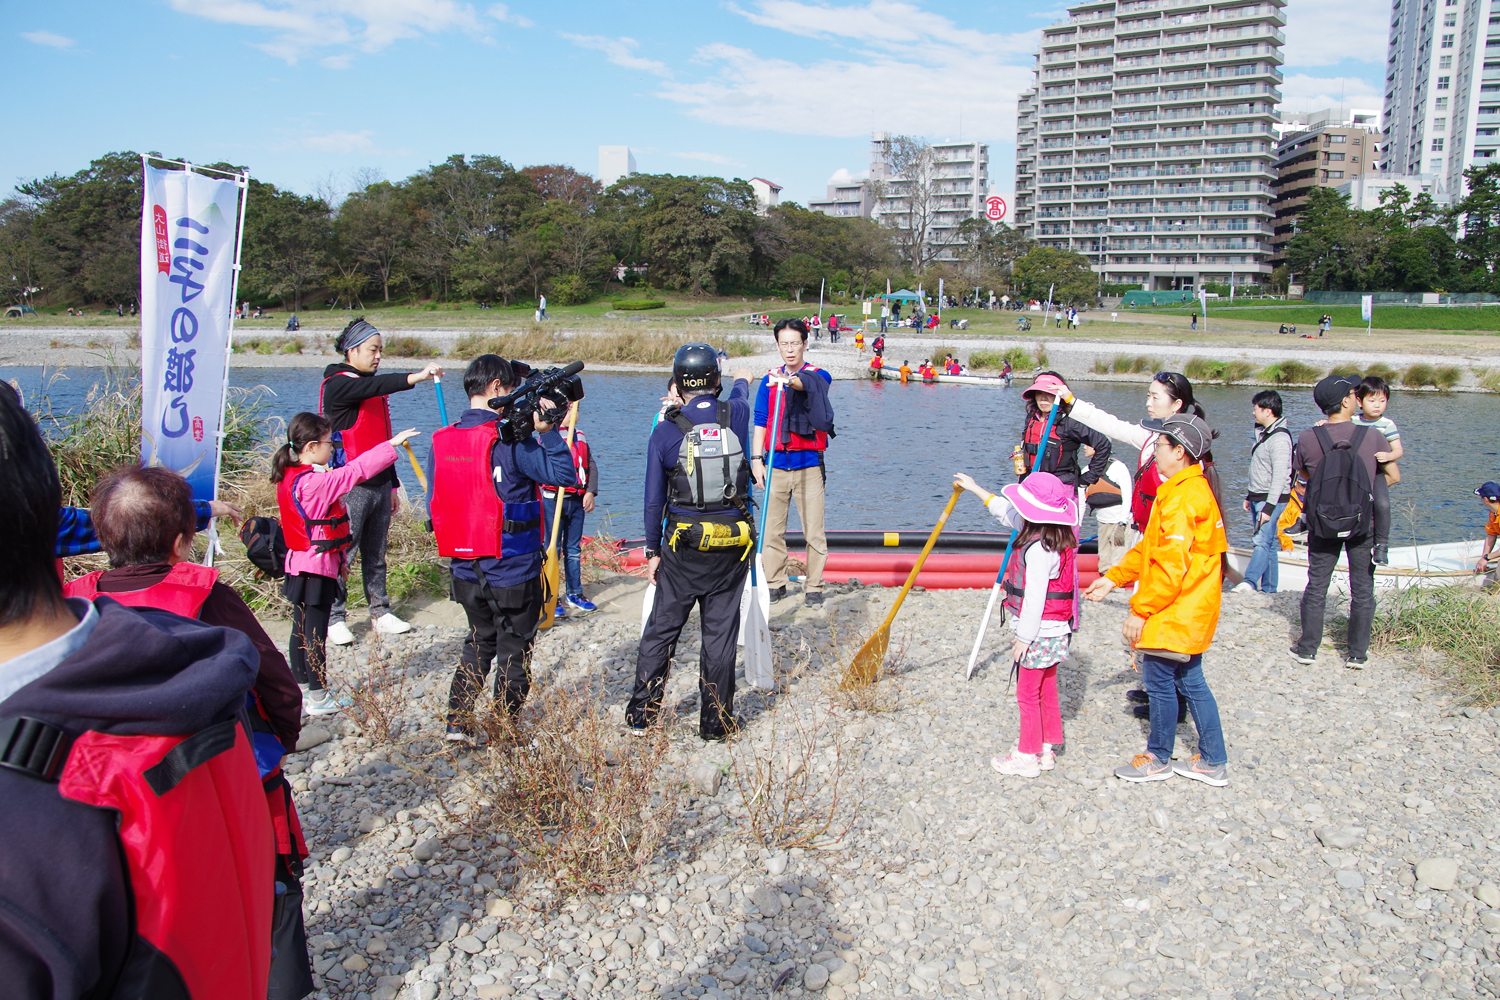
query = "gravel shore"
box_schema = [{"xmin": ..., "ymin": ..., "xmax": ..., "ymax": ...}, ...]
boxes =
[{"xmin": 282, "ymin": 575, "xmax": 1500, "ymax": 1000}]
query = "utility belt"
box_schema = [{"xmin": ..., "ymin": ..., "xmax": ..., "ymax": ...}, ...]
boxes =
[{"xmin": 666, "ymin": 517, "xmax": 755, "ymax": 560}]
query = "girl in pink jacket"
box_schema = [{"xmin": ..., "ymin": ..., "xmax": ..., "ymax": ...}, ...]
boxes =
[{"xmin": 271, "ymin": 411, "xmax": 418, "ymax": 716}]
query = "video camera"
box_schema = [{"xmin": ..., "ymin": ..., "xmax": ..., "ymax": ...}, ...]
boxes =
[{"xmin": 487, "ymin": 360, "xmax": 586, "ymax": 443}]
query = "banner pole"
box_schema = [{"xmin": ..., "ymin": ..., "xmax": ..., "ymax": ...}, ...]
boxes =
[{"xmin": 203, "ymin": 167, "xmax": 251, "ymax": 566}]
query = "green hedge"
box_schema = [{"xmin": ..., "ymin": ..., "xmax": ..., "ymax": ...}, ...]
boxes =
[{"xmin": 612, "ymin": 300, "xmax": 666, "ymax": 311}]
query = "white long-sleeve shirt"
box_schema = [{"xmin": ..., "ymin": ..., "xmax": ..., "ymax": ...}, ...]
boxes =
[
  {"xmin": 982, "ymin": 493, "xmax": 1074, "ymax": 642},
  {"xmin": 1094, "ymin": 458, "xmax": 1134, "ymax": 526}
]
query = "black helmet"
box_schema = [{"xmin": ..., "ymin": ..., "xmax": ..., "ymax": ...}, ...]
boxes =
[{"xmin": 672, "ymin": 342, "xmax": 721, "ymax": 393}]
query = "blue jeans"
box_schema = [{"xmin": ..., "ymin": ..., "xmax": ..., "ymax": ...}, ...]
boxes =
[
  {"xmin": 1243, "ymin": 500, "xmax": 1285, "ymax": 592},
  {"xmin": 542, "ymin": 493, "xmax": 586, "ymax": 596},
  {"xmin": 1141, "ymin": 653, "xmax": 1227, "ymax": 766}
]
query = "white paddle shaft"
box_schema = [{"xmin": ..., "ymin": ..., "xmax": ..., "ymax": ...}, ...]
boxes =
[{"xmin": 965, "ymin": 581, "xmax": 1005, "ymax": 680}]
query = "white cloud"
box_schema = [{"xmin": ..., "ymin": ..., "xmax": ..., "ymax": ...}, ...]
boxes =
[
  {"xmin": 167, "ymin": 0, "xmax": 497, "ymax": 64},
  {"xmin": 1281, "ymin": 0, "xmax": 1387, "ymax": 68},
  {"xmin": 560, "ymin": 34, "xmax": 671, "ymax": 77},
  {"xmin": 488, "ymin": 4, "xmax": 533, "ymax": 28},
  {"xmin": 1279, "ymin": 73, "xmax": 1385, "ymax": 116},
  {"xmin": 301, "ymin": 129, "xmax": 381, "ymax": 154},
  {"xmin": 22, "ymin": 30, "xmax": 76, "ymax": 49},
  {"xmin": 673, "ymin": 151, "xmax": 740, "ymax": 165},
  {"xmin": 828, "ymin": 167, "xmax": 865, "ymax": 184}
]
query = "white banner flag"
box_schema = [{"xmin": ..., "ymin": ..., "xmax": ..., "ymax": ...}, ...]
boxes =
[
  {"xmin": 1361, "ymin": 294, "xmax": 1373, "ymax": 323},
  {"xmin": 139, "ymin": 162, "xmax": 246, "ymax": 501}
]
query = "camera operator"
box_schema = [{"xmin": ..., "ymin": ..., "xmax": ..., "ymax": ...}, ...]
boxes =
[
  {"xmin": 428, "ymin": 355, "xmax": 579, "ymax": 744},
  {"xmin": 627, "ymin": 344, "xmax": 755, "ymax": 742}
]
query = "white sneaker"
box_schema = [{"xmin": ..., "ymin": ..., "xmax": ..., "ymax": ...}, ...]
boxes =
[
  {"xmin": 991, "ymin": 750, "xmax": 1041, "ymax": 778},
  {"xmin": 1040, "ymin": 744, "xmax": 1057, "ymax": 771},
  {"xmin": 327, "ymin": 621, "xmax": 355, "ymax": 646},
  {"xmin": 372, "ymin": 613, "xmax": 412, "ymax": 635},
  {"xmin": 1230, "ymin": 581, "xmax": 1255, "ymax": 594},
  {"xmin": 304, "ymin": 690, "xmax": 351, "ymax": 717}
]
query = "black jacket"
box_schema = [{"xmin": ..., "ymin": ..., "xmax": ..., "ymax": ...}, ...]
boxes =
[
  {"xmin": 0, "ymin": 599, "xmax": 258, "ymax": 998},
  {"xmin": 320, "ymin": 362, "xmax": 415, "ymax": 492},
  {"xmin": 1022, "ymin": 411, "xmax": 1112, "ymax": 488}
]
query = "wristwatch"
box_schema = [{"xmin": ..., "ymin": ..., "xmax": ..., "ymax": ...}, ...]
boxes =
[{"xmin": 645, "ymin": 549, "xmax": 659, "ymax": 560}]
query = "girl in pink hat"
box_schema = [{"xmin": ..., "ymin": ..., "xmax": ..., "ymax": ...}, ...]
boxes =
[{"xmin": 955, "ymin": 469, "xmax": 1081, "ymax": 778}]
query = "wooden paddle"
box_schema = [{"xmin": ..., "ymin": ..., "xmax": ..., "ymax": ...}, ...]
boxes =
[
  {"xmin": 400, "ymin": 442, "xmax": 428, "ymax": 492},
  {"xmin": 845, "ymin": 484, "xmax": 963, "ymax": 686},
  {"xmin": 538, "ymin": 402, "xmax": 580, "ymax": 631}
]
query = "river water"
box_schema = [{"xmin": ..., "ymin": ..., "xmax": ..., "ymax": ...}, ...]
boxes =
[{"xmin": 7, "ymin": 365, "xmax": 1497, "ymax": 548}]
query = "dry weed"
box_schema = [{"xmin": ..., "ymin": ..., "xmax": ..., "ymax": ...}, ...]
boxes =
[{"xmin": 339, "ymin": 632, "xmax": 409, "ymax": 743}]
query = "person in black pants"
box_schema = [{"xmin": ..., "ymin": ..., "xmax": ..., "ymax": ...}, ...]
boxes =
[
  {"xmin": 427, "ymin": 355, "xmax": 579, "ymax": 743},
  {"xmin": 628, "ymin": 344, "xmax": 756, "ymax": 741}
]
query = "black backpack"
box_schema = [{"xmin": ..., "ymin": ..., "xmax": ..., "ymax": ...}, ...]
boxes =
[
  {"xmin": 239, "ymin": 516, "xmax": 288, "ymax": 578},
  {"xmin": 1305, "ymin": 425, "xmax": 1374, "ymax": 540}
]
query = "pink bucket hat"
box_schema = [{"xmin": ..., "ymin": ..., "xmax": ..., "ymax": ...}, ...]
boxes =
[
  {"xmin": 1001, "ymin": 471, "xmax": 1078, "ymax": 526},
  {"xmin": 1021, "ymin": 372, "xmax": 1068, "ymax": 400}
]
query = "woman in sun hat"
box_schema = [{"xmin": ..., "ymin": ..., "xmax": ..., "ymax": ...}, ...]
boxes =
[
  {"xmin": 1018, "ymin": 372, "xmax": 1112, "ymax": 493},
  {"xmin": 955, "ymin": 470, "xmax": 1081, "ymax": 779}
]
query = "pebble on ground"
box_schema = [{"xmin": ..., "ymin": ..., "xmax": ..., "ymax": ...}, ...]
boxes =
[{"xmin": 287, "ymin": 580, "xmax": 1500, "ymax": 1000}]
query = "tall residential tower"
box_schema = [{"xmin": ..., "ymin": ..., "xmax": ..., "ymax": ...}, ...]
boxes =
[{"xmin": 1014, "ymin": 0, "xmax": 1284, "ymax": 291}]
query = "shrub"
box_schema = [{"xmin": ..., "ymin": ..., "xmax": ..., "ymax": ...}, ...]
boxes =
[
  {"xmin": 384, "ymin": 335, "xmax": 439, "ymax": 358},
  {"xmin": 1092, "ymin": 357, "xmax": 1110, "ymax": 374},
  {"xmin": 612, "ymin": 299, "xmax": 666, "ymax": 311},
  {"xmin": 1326, "ymin": 363, "xmax": 1363, "ymax": 380},
  {"xmin": 1479, "ymin": 368, "xmax": 1500, "ymax": 392},
  {"xmin": 547, "ymin": 274, "xmax": 592, "ymax": 306},
  {"xmin": 1111, "ymin": 353, "xmax": 1133, "ymax": 374},
  {"xmin": 1260, "ymin": 360, "xmax": 1321, "ymax": 384},
  {"xmin": 1373, "ymin": 585, "xmax": 1500, "ymax": 705},
  {"xmin": 1182, "ymin": 357, "xmax": 1224, "ymax": 381},
  {"xmin": 1035, "ymin": 342, "xmax": 1050, "ymax": 368},
  {"xmin": 1401, "ymin": 363, "xmax": 1437, "ymax": 388},
  {"xmin": 1365, "ymin": 362, "xmax": 1398, "ymax": 383},
  {"xmin": 967, "ymin": 349, "xmax": 1008, "ymax": 371},
  {"xmin": 722, "ymin": 336, "xmax": 758, "ymax": 358},
  {"xmin": 1129, "ymin": 354, "xmax": 1159, "ymax": 374},
  {"xmin": 1223, "ymin": 360, "xmax": 1256, "ymax": 383},
  {"xmin": 1004, "ymin": 346, "xmax": 1036, "ymax": 369},
  {"xmin": 1434, "ymin": 365, "xmax": 1462, "ymax": 390}
]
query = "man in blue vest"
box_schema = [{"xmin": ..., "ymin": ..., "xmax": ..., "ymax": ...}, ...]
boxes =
[{"xmin": 427, "ymin": 355, "xmax": 578, "ymax": 744}]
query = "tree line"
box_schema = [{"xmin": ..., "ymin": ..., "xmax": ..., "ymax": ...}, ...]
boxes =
[{"xmin": 1284, "ymin": 163, "xmax": 1500, "ymax": 293}]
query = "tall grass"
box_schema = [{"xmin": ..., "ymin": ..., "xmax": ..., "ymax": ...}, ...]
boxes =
[
  {"xmin": 455, "ymin": 329, "xmax": 759, "ymax": 366},
  {"xmin": 1183, "ymin": 357, "xmax": 1257, "ymax": 384},
  {"xmin": 1373, "ymin": 585, "xmax": 1500, "ymax": 705},
  {"xmin": 969, "ymin": 347, "xmax": 1032, "ymax": 370},
  {"xmin": 1259, "ymin": 359, "xmax": 1321, "ymax": 384}
]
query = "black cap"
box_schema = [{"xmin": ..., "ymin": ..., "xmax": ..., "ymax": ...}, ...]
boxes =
[
  {"xmin": 1314, "ymin": 374, "xmax": 1360, "ymax": 412},
  {"xmin": 1141, "ymin": 413, "xmax": 1212, "ymax": 459}
]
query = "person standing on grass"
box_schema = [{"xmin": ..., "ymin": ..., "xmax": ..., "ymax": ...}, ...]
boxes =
[
  {"xmin": 753, "ymin": 319, "xmax": 835, "ymax": 606},
  {"xmin": 428, "ymin": 355, "xmax": 577, "ymax": 744},
  {"xmin": 1235, "ymin": 389, "xmax": 1293, "ymax": 593},
  {"xmin": 1084, "ymin": 413, "xmax": 1230, "ymax": 786},
  {"xmin": 540, "ymin": 407, "xmax": 600, "ymax": 620},
  {"xmin": 1290, "ymin": 375, "xmax": 1382, "ymax": 669},
  {"xmin": 319, "ymin": 317, "xmax": 443, "ymax": 646}
]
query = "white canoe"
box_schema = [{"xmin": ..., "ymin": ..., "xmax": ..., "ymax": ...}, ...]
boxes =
[
  {"xmin": 1225, "ymin": 538, "xmax": 1485, "ymax": 592},
  {"xmin": 873, "ymin": 367, "xmax": 1012, "ymax": 386}
]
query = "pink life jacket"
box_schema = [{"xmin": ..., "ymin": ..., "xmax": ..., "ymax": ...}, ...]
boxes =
[{"xmin": 1002, "ymin": 540, "xmax": 1079, "ymax": 629}]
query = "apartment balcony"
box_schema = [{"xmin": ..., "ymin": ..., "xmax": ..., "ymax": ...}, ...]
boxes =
[
  {"xmin": 1117, "ymin": 55, "xmax": 1162, "ymax": 69},
  {"xmin": 1041, "ymin": 138, "xmax": 1075, "ymax": 150},
  {"xmin": 1078, "ymin": 135, "xmax": 1112, "ymax": 148},
  {"xmin": 1214, "ymin": 5, "xmax": 1286, "ymax": 27},
  {"xmin": 1079, "ymin": 80, "xmax": 1114, "ymax": 93},
  {"xmin": 1163, "ymin": 50, "xmax": 1208, "ymax": 65},
  {"xmin": 1163, "ymin": 31, "xmax": 1209, "ymax": 47},
  {"xmin": 1042, "ymin": 68, "xmax": 1078, "ymax": 81},
  {"xmin": 1117, "ymin": 36, "xmax": 1164, "ymax": 52},
  {"xmin": 1210, "ymin": 25, "xmax": 1284, "ymax": 44}
]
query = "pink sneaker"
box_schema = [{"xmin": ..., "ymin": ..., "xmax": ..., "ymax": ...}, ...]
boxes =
[{"xmin": 991, "ymin": 750, "xmax": 1041, "ymax": 778}]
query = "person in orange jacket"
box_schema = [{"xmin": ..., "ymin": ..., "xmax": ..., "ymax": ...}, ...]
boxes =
[{"xmin": 1084, "ymin": 412, "xmax": 1229, "ymax": 787}]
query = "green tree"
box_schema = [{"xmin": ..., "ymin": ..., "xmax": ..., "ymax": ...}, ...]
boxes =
[
  {"xmin": 242, "ymin": 180, "xmax": 332, "ymax": 311},
  {"xmin": 1283, "ymin": 187, "xmax": 1385, "ymax": 291},
  {"xmin": 1449, "ymin": 162, "xmax": 1500, "ymax": 292},
  {"xmin": 19, "ymin": 151, "xmax": 144, "ymax": 307},
  {"xmin": 0, "ymin": 197, "xmax": 47, "ymax": 304},
  {"xmin": 607, "ymin": 174, "xmax": 759, "ymax": 294},
  {"xmin": 402, "ymin": 154, "xmax": 539, "ymax": 300},
  {"xmin": 774, "ymin": 253, "xmax": 826, "ymax": 302},
  {"xmin": 954, "ymin": 218, "xmax": 1033, "ymax": 296},
  {"xmin": 1012, "ymin": 247, "xmax": 1096, "ymax": 304},
  {"xmin": 336, "ymin": 181, "xmax": 414, "ymax": 302}
]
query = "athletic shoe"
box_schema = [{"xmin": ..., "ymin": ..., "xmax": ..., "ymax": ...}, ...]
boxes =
[
  {"xmin": 1039, "ymin": 744, "xmax": 1057, "ymax": 771},
  {"xmin": 991, "ymin": 750, "xmax": 1041, "ymax": 778},
  {"xmin": 1114, "ymin": 753, "xmax": 1173, "ymax": 782},
  {"xmin": 372, "ymin": 613, "xmax": 413, "ymax": 635},
  {"xmin": 804, "ymin": 591, "xmax": 824, "ymax": 606},
  {"xmin": 553, "ymin": 602, "xmax": 568, "ymax": 620},
  {"xmin": 444, "ymin": 723, "xmax": 490, "ymax": 746},
  {"xmin": 1230, "ymin": 581, "xmax": 1255, "ymax": 594},
  {"xmin": 1372, "ymin": 544, "xmax": 1389, "ymax": 565},
  {"xmin": 1126, "ymin": 689, "xmax": 1150, "ymax": 704},
  {"xmin": 565, "ymin": 594, "xmax": 597, "ymax": 613},
  {"xmin": 1171, "ymin": 754, "xmax": 1229, "ymax": 786},
  {"xmin": 327, "ymin": 621, "xmax": 355, "ymax": 646},
  {"xmin": 701, "ymin": 717, "xmax": 744, "ymax": 742},
  {"xmin": 1346, "ymin": 656, "xmax": 1368, "ymax": 669},
  {"xmin": 297, "ymin": 682, "xmax": 310, "ymax": 696},
  {"xmin": 1284, "ymin": 518, "xmax": 1308, "ymax": 537},
  {"xmin": 304, "ymin": 690, "xmax": 351, "ymax": 717},
  {"xmin": 769, "ymin": 586, "xmax": 787, "ymax": 603},
  {"xmin": 1289, "ymin": 648, "xmax": 1316, "ymax": 665},
  {"xmin": 625, "ymin": 724, "xmax": 650, "ymax": 738}
]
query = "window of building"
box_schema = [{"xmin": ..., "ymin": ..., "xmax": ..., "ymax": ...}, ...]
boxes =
[
  {"xmin": 1440, "ymin": 55, "xmax": 1454, "ymax": 67},
  {"xmin": 1437, "ymin": 97, "xmax": 1450, "ymax": 109},
  {"xmin": 1331, "ymin": 134, "xmax": 1348, "ymax": 142},
  {"xmin": 1444, "ymin": 11, "xmax": 1457, "ymax": 24},
  {"xmin": 1435, "ymin": 117, "xmax": 1448, "ymax": 129},
  {"xmin": 1442, "ymin": 34, "xmax": 1455, "ymax": 47},
  {"xmin": 1431, "ymin": 157, "xmax": 1446, "ymax": 169},
  {"xmin": 1327, "ymin": 170, "xmax": 1345, "ymax": 179},
  {"xmin": 1328, "ymin": 152, "xmax": 1346, "ymax": 160},
  {"xmin": 1439, "ymin": 76, "xmax": 1452, "ymax": 88},
  {"xmin": 1433, "ymin": 137, "xmax": 1446, "ymax": 150}
]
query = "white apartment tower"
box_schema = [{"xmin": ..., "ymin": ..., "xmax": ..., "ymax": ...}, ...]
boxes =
[
  {"xmin": 1381, "ymin": 0, "xmax": 1500, "ymax": 196},
  {"xmin": 1014, "ymin": 0, "xmax": 1284, "ymax": 291}
]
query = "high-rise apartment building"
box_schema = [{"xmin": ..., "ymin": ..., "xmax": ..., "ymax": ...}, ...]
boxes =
[
  {"xmin": 1014, "ymin": 0, "xmax": 1284, "ymax": 291},
  {"xmin": 1271, "ymin": 110, "xmax": 1382, "ymax": 264},
  {"xmin": 810, "ymin": 133, "xmax": 988, "ymax": 259},
  {"xmin": 1381, "ymin": 0, "xmax": 1500, "ymax": 196}
]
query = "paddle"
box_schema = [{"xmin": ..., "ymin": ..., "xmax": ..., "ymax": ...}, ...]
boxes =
[
  {"xmin": 740, "ymin": 370, "xmax": 785, "ymax": 688},
  {"xmin": 401, "ymin": 442, "xmax": 428, "ymax": 492},
  {"xmin": 965, "ymin": 394, "xmax": 1064, "ymax": 680},
  {"xmin": 846, "ymin": 484, "xmax": 963, "ymax": 686},
  {"xmin": 538, "ymin": 401, "xmax": 580, "ymax": 631},
  {"xmin": 433, "ymin": 373, "xmax": 450, "ymax": 426}
]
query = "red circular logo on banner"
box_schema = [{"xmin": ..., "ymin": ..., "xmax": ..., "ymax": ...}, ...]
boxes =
[
  {"xmin": 192, "ymin": 416, "xmax": 204, "ymax": 442},
  {"xmin": 985, "ymin": 196, "xmax": 1008, "ymax": 222}
]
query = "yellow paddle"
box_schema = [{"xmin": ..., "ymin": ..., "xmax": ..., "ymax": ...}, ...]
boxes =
[
  {"xmin": 845, "ymin": 484, "xmax": 963, "ymax": 686},
  {"xmin": 401, "ymin": 442, "xmax": 428, "ymax": 491},
  {"xmin": 538, "ymin": 402, "xmax": 580, "ymax": 630}
]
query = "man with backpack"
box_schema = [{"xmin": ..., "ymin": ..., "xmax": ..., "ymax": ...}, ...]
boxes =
[
  {"xmin": 1291, "ymin": 374, "xmax": 1383, "ymax": 668},
  {"xmin": 628, "ymin": 344, "xmax": 755, "ymax": 741}
]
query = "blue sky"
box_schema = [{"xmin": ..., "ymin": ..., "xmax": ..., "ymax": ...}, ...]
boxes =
[{"xmin": 4, "ymin": 0, "xmax": 1387, "ymax": 208}]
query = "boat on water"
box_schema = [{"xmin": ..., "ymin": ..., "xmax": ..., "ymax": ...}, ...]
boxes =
[
  {"xmin": 1225, "ymin": 538, "xmax": 1484, "ymax": 592},
  {"xmin": 874, "ymin": 367, "xmax": 1013, "ymax": 387}
]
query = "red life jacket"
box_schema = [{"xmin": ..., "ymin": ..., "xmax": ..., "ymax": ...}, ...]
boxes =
[
  {"xmin": 320, "ymin": 370, "xmax": 392, "ymax": 463},
  {"xmin": 1131, "ymin": 437, "xmax": 1164, "ymax": 530},
  {"xmin": 65, "ymin": 562, "xmax": 218, "ymax": 617},
  {"xmin": 276, "ymin": 466, "xmax": 353, "ymax": 555},
  {"xmin": 429, "ymin": 422, "xmax": 544, "ymax": 559},
  {"xmin": 765, "ymin": 366, "xmax": 829, "ymax": 453},
  {"xmin": 1002, "ymin": 540, "xmax": 1079, "ymax": 628},
  {"xmin": 555, "ymin": 430, "xmax": 591, "ymax": 496},
  {"xmin": 1022, "ymin": 410, "xmax": 1072, "ymax": 479}
]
